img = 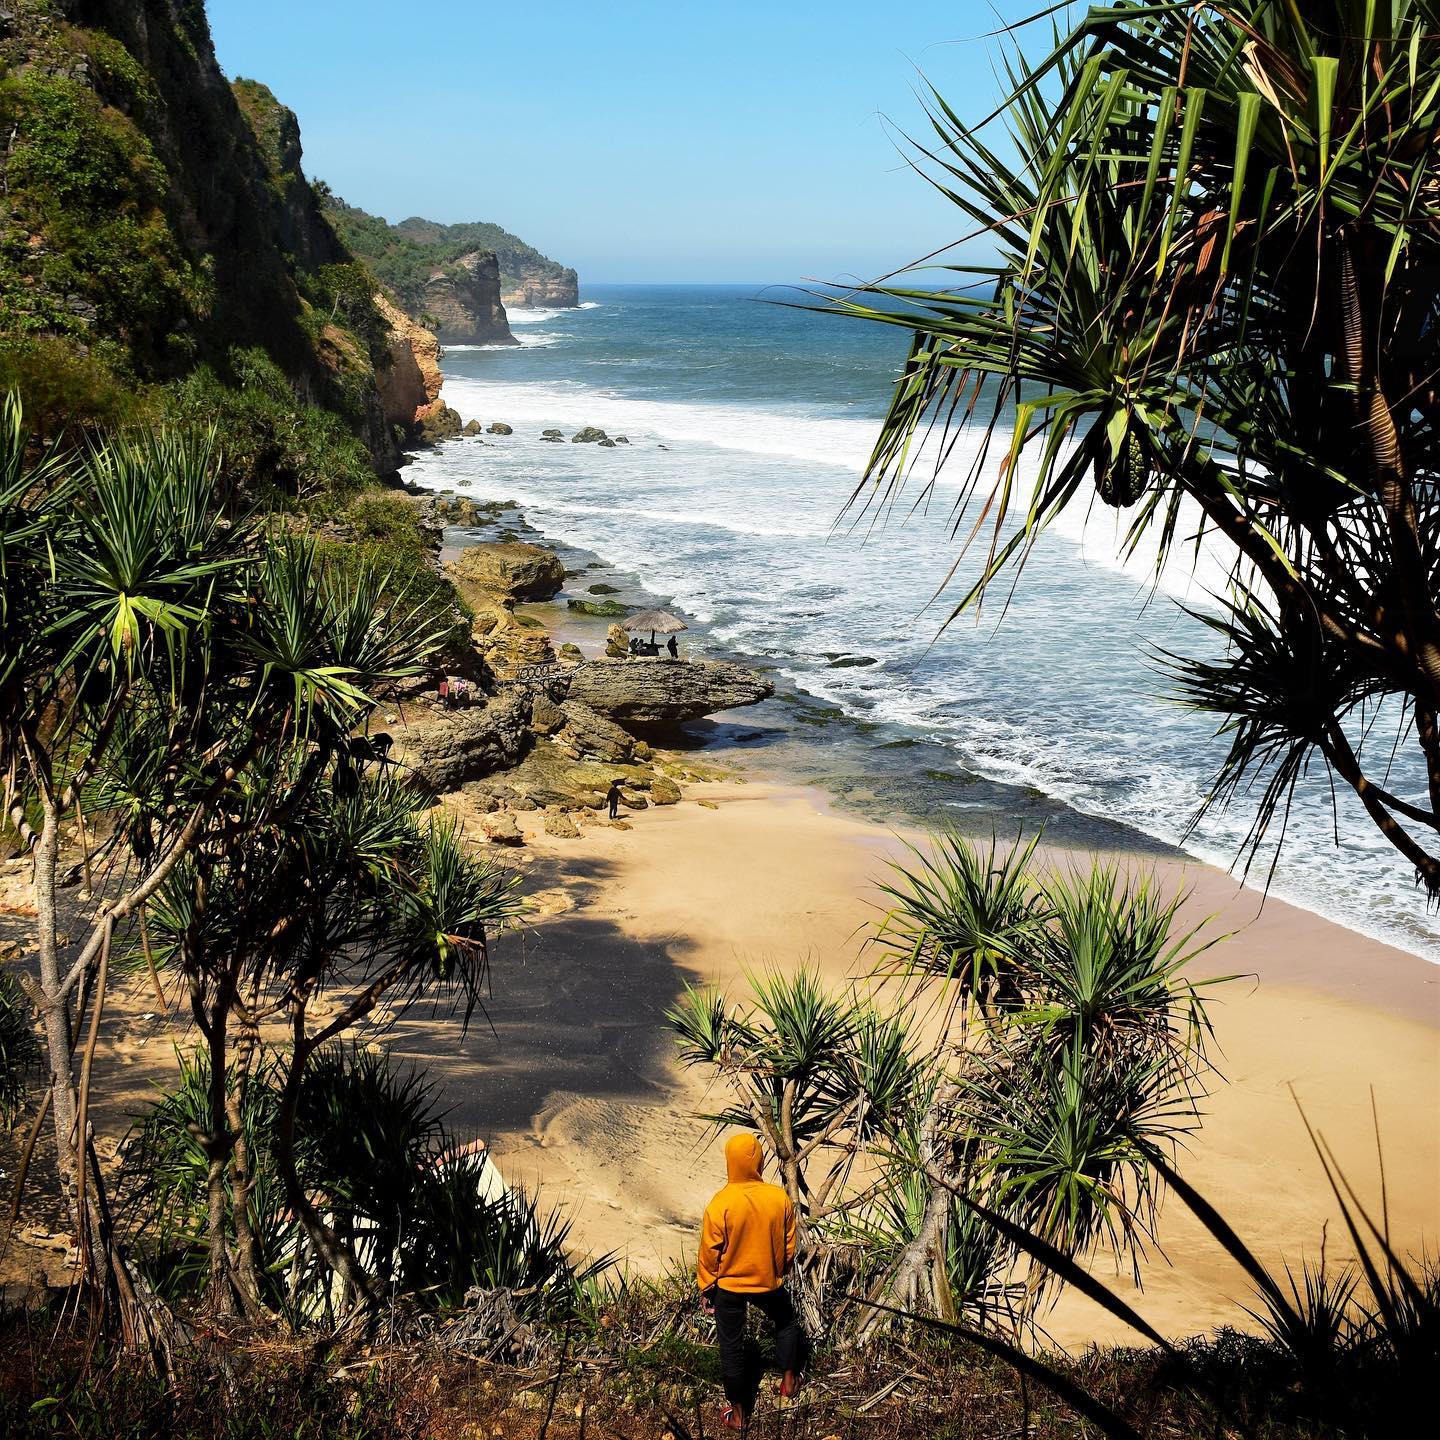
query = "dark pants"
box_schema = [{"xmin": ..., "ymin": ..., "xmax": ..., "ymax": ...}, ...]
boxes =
[
  {"xmin": 608, "ymin": 796, "xmax": 620, "ymax": 818},
  {"xmin": 712, "ymin": 1285, "xmax": 803, "ymax": 1413}
]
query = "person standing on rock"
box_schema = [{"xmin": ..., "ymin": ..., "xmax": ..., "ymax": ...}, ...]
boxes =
[
  {"xmin": 697, "ymin": 1133, "xmax": 804, "ymax": 1431},
  {"xmin": 606, "ymin": 778, "xmax": 623, "ymax": 820}
]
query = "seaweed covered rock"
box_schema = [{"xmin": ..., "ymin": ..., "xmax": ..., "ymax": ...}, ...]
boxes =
[
  {"xmin": 449, "ymin": 542, "xmax": 566, "ymax": 603},
  {"xmin": 567, "ymin": 597, "xmax": 628, "ymax": 618},
  {"xmin": 563, "ymin": 659, "xmax": 772, "ymax": 727}
]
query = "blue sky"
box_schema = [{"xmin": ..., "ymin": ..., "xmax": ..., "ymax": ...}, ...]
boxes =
[{"xmin": 206, "ymin": 1, "xmax": 1042, "ymax": 285}]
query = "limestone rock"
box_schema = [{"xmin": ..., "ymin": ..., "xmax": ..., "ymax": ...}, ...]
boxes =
[
  {"xmin": 558, "ymin": 642, "xmax": 584, "ymax": 663},
  {"xmin": 543, "ymin": 811, "xmax": 581, "ymax": 839},
  {"xmin": 488, "ymin": 422, "xmax": 514, "ymax": 435},
  {"xmin": 598, "ymin": 438, "xmax": 617, "ymax": 448},
  {"xmin": 542, "ymin": 428, "xmax": 564, "ymax": 438},
  {"xmin": 471, "ymin": 603, "xmax": 556, "ymax": 673},
  {"xmin": 462, "ymin": 419, "xmax": 482, "ymax": 435},
  {"xmin": 483, "ymin": 813, "xmax": 525, "ymax": 845},
  {"xmin": 563, "ymin": 659, "xmax": 773, "ymax": 727},
  {"xmin": 650, "ymin": 777, "xmax": 682, "ymax": 805},
  {"xmin": 501, "ymin": 267, "xmax": 580, "ymax": 309},
  {"xmin": 396, "ymin": 693, "xmax": 530, "ymax": 792},
  {"xmin": 418, "ymin": 402, "xmax": 464, "ymax": 444},
  {"xmin": 450, "ymin": 542, "xmax": 566, "ymax": 603},
  {"xmin": 605, "ymin": 623, "xmax": 630, "ymax": 659},
  {"xmin": 374, "ymin": 292, "xmax": 442, "ymax": 429},
  {"xmin": 557, "ymin": 700, "xmax": 635, "ymax": 763},
  {"xmin": 571, "ymin": 426, "xmax": 608, "ymax": 444},
  {"xmin": 529, "ymin": 693, "xmax": 567, "ymax": 736},
  {"xmin": 421, "ymin": 251, "xmax": 516, "ymax": 345}
]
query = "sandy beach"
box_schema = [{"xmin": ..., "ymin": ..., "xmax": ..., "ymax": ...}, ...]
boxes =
[{"xmin": 371, "ymin": 770, "xmax": 1440, "ymax": 1350}]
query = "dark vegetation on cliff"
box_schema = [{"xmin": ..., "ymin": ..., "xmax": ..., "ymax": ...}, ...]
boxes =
[
  {"xmin": 0, "ymin": 0, "xmax": 484, "ymax": 663},
  {"xmin": 327, "ymin": 199, "xmax": 580, "ymax": 314},
  {"xmin": 0, "ymin": 1, "xmax": 406, "ymax": 493}
]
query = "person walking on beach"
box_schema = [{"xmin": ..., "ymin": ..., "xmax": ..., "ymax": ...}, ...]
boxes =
[
  {"xmin": 697, "ymin": 1133, "xmax": 804, "ymax": 1431},
  {"xmin": 606, "ymin": 778, "xmax": 623, "ymax": 820},
  {"xmin": 667, "ymin": 634, "xmax": 679, "ymax": 659}
]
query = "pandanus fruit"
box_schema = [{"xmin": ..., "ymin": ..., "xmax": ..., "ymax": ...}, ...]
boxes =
[{"xmin": 1095, "ymin": 423, "xmax": 1153, "ymax": 509}]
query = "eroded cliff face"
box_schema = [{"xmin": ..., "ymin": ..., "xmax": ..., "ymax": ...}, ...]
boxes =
[
  {"xmin": 419, "ymin": 252, "xmax": 516, "ymax": 346},
  {"xmin": 373, "ymin": 292, "xmax": 441, "ymax": 429},
  {"xmin": 502, "ymin": 264, "xmax": 580, "ymax": 309}
]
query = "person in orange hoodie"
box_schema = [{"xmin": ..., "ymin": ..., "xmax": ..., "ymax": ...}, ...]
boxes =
[{"xmin": 697, "ymin": 1133, "xmax": 804, "ymax": 1430}]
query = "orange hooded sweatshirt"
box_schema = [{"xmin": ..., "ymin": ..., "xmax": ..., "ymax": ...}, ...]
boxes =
[{"xmin": 696, "ymin": 1134, "xmax": 797, "ymax": 1294}]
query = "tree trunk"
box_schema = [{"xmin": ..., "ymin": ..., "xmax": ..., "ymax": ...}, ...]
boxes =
[{"xmin": 273, "ymin": 1027, "xmax": 376, "ymax": 1317}]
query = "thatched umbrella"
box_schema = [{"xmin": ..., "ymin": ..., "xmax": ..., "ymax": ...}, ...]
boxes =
[{"xmin": 623, "ymin": 609, "xmax": 688, "ymax": 646}]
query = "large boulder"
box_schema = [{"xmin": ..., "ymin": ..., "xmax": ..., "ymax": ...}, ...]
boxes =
[
  {"xmin": 449, "ymin": 542, "xmax": 566, "ymax": 603},
  {"xmin": 396, "ymin": 693, "xmax": 530, "ymax": 793},
  {"xmin": 563, "ymin": 659, "xmax": 773, "ymax": 727},
  {"xmin": 571, "ymin": 426, "xmax": 608, "ymax": 444},
  {"xmin": 556, "ymin": 700, "xmax": 634, "ymax": 763},
  {"xmin": 417, "ymin": 402, "xmax": 464, "ymax": 444}
]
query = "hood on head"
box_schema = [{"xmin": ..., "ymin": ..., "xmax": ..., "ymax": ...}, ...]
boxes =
[{"xmin": 724, "ymin": 1133, "xmax": 764, "ymax": 1183}]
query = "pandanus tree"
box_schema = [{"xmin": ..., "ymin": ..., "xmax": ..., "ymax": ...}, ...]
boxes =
[
  {"xmin": 0, "ymin": 392, "xmax": 515, "ymax": 1349},
  {"xmin": 129, "ymin": 764, "xmax": 519, "ymax": 1318},
  {"xmin": 669, "ymin": 835, "xmax": 1219, "ymax": 1340},
  {"xmin": 826, "ymin": 1, "xmax": 1440, "ymax": 891}
]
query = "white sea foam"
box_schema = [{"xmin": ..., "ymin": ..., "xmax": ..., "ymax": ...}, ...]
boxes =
[
  {"xmin": 406, "ymin": 308, "xmax": 1439, "ymax": 961},
  {"xmin": 438, "ymin": 371, "xmax": 882, "ymax": 470}
]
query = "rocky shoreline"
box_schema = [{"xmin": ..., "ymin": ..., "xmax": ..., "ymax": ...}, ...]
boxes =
[{"xmin": 388, "ymin": 530, "xmax": 773, "ymax": 846}]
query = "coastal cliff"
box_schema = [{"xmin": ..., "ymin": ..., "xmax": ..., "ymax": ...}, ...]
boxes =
[
  {"xmin": 418, "ymin": 250, "xmax": 515, "ymax": 346},
  {"xmin": 0, "ymin": 1, "xmax": 451, "ymax": 477},
  {"xmin": 329, "ymin": 202, "xmax": 578, "ymax": 334},
  {"xmin": 501, "ymin": 262, "xmax": 580, "ymax": 310}
]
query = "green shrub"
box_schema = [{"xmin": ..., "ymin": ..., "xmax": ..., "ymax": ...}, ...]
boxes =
[
  {"xmin": 0, "ymin": 336, "xmax": 148, "ymax": 435},
  {"xmin": 165, "ymin": 347, "xmax": 373, "ymax": 504},
  {"xmin": 0, "ymin": 72, "xmax": 200, "ymax": 362},
  {"xmin": 318, "ymin": 491, "xmax": 472, "ymax": 666}
]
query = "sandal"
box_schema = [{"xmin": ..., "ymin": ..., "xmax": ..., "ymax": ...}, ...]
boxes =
[
  {"xmin": 719, "ymin": 1402, "xmax": 747, "ymax": 1431},
  {"xmin": 779, "ymin": 1369, "xmax": 806, "ymax": 1399}
]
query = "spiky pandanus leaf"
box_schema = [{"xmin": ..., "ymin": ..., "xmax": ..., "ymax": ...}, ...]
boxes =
[{"xmin": 817, "ymin": 0, "xmax": 1440, "ymax": 891}]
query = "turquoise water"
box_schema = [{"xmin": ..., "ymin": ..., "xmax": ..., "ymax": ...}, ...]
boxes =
[{"xmin": 406, "ymin": 283, "xmax": 1437, "ymax": 960}]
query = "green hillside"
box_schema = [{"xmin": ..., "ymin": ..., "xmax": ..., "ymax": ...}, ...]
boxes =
[
  {"xmin": 327, "ymin": 199, "xmax": 577, "ymax": 312},
  {"xmin": 0, "ymin": 1, "xmax": 395, "ymax": 493}
]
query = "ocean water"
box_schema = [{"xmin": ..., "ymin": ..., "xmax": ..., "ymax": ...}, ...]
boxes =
[{"xmin": 409, "ymin": 284, "xmax": 1437, "ymax": 961}]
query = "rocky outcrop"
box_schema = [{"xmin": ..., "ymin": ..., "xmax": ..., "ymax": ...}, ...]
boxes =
[
  {"xmin": 328, "ymin": 204, "xmax": 578, "ymax": 333},
  {"xmin": 449, "ymin": 543, "xmax": 566, "ymax": 603},
  {"xmin": 502, "ymin": 265, "xmax": 580, "ymax": 309},
  {"xmin": 563, "ymin": 660, "xmax": 773, "ymax": 727},
  {"xmin": 420, "ymin": 252, "xmax": 516, "ymax": 346},
  {"xmin": 397, "ymin": 693, "xmax": 530, "ymax": 793},
  {"xmin": 469, "ymin": 605, "xmax": 556, "ymax": 673},
  {"xmin": 418, "ymin": 404, "xmax": 464, "ymax": 444},
  {"xmin": 555, "ymin": 700, "xmax": 635, "ymax": 764}
]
